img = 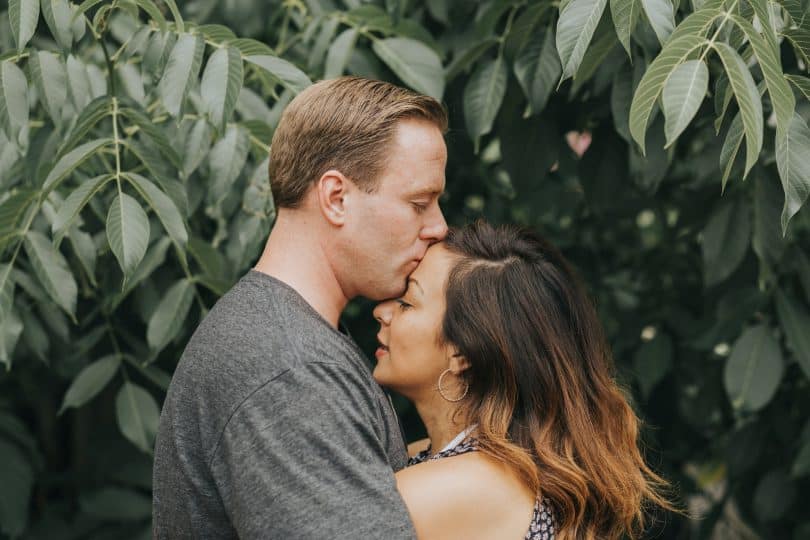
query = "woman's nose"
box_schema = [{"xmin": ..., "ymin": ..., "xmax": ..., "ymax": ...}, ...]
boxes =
[{"xmin": 373, "ymin": 300, "xmax": 394, "ymax": 325}]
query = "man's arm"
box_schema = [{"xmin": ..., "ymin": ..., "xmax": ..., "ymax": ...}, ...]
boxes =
[{"xmin": 208, "ymin": 361, "xmax": 415, "ymax": 539}]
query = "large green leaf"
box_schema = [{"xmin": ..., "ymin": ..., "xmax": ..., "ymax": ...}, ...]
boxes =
[
  {"xmin": 724, "ymin": 324, "xmax": 783, "ymax": 412},
  {"xmin": 712, "ymin": 42, "xmax": 763, "ymax": 179},
  {"xmin": 134, "ymin": 0, "xmax": 167, "ymax": 31},
  {"xmin": 783, "ymin": 27, "xmax": 810, "ymax": 70},
  {"xmin": 119, "ymin": 105, "xmax": 182, "ymax": 169},
  {"xmin": 106, "ymin": 192, "xmax": 150, "ymax": 278},
  {"xmin": 730, "ymin": 14, "xmax": 794, "ymax": 137},
  {"xmin": 324, "ymin": 28, "xmax": 358, "ymax": 79},
  {"xmin": 66, "ymin": 55, "xmax": 92, "ymax": 109},
  {"xmin": 28, "ymin": 51, "xmax": 67, "ymax": 126},
  {"xmin": 610, "ymin": 0, "xmax": 641, "ymax": 57},
  {"xmin": 309, "ymin": 17, "xmax": 340, "ymax": 71},
  {"xmin": 0, "ymin": 264, "xmax": 13, "ymax": 319},
  {"xmin": 41, "ymin": 0, "xmax": 73, "ymax": 50},
  {"xmin": 0, "ymin": 188, "xmax": 37, "ymax": 251},
  {"xmin": 662, "ymin": 59, "xmax": 708, "ymax": 146},
  {"xmin": 370, "ymin": 37, "xmax": 444, "ymax": 99},
  {"xmin": 629, "ymin": 34, "xmax": 708, "ymax": 153},
  {"xmin": 244, "ymin": 55, "xmax": 313, "ymax": 95},
  {"xmin": 44, "ymin": 138, "xmax": 111, "ymax": 191},
  {"xmin": 58, "ymin": 355, "xmax": 121, "ymax": 414},
  {"xmin": 51, "ymin": 173, "xmax": 113, "ymax": 241},
  {"xmin": 58, "ymin": 96, "xmax": 112, "ymax": 158},
  {"xmin": 182, "ymin": 118, "xmax": 212, "ymax": 178},
  {"xmin": 775, "ymin": 112, "xmax": 810, "ymax": 234},
  {"xmin": 702, "ymin": 199, "xmax": 751, "ymax": 286},
  {"xmin": 775, "ymin": 290, "xmax": 810, "ymax": 380},
  {"xmin": 0, "ymin": 60, "xmax": 29, "ymax": 143},
  {"xmin": 158, "ymin": 32, "xmax": 205, "ymax": 118},
  {"xmin": 641, "ymin": 0, "xmax": 675, "ymax": 45},
  {"xmin": 115, "ymin": 382, "xmax": 160, "ymax": 453},
  {"xmin": 146, "ymin": 278, "xmax": 195, "ymax": 352},
  {"xmin": 556, "ymin": 0, "xmax": 608, "ymax": 81},
  {"xmin": 200, "ymin": 46, "xmax": 244, "ymax": 132},
  {"xmin": 125, "ymin": 172, "xmax": 188, "ymax": 249},
  {"xmin": 720, "ymin": 113, "xmax": 744, "ymax": 191},
  {"xmin": 9, "ymin": 0, "xmax": 39, "ymax": 52},
  {"xmin": 112, "ymin": 236, "xmax": 170, "ymax": 309},
  {"xmin": 208, "ymin": 126, "xmax": 250, "ymax": 204},
  {"xmin": 23, "ymin": 230, "xmax": 77, "ymax": 317},
  {"xmin": 786, "ymin": 74, "xmax": 810, "ymax": 101},
  {"xmin": 463, "ymin": 55, "xmax": 508, "ymax": 144},
  {"xmin": 514, "ymin": 29, "xmax": 561, "ymax": 116},
  {"xmin": 446, "ymin": 38, "xmax": 499, "ymax": 82},
  {"xmin": 633, "ymin": 332, "xmax": 673, "ymax": 398}
]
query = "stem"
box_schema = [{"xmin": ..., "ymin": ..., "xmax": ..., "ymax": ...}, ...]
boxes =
[
  {"xmin": 700, "ymin": 0, "xmax": 740, "ymax": 61},
  {"xmin": 111, "ymin": 97, "xmax": 123, "ymax": 193},
  {"xmin": 101, "ymin": 39, "xmax": 117, "ymax": 98}
]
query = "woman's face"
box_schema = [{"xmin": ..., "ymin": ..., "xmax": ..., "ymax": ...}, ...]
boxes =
[{"xmin": 372, "ymin": 243, "xmax": 458, "ymax": 400}]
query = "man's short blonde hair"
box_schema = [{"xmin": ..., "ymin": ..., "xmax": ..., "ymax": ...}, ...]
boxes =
[{"xmin": 268, "ymin": 77, "xmax": 448, "ymax": 209}]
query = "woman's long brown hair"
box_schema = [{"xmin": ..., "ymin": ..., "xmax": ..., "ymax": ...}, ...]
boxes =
[{"xmin": 442, "ymin": 220, "xmax": 675, "ymax": 540}]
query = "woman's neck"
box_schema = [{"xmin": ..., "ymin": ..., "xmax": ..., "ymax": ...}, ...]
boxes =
[{"xmin": 414, "ymin": 396, "xmax": 470, "ymax": 455}]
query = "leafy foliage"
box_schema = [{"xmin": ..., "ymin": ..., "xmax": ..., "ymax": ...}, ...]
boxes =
[{"xmin": 0, "ymin": 0, "xmax": 808, "ymax": 538}]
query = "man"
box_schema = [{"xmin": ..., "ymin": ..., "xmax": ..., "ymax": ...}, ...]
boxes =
[{"xmin": 153, "ymin": 77, "xmax": 448, "ymax": 538}]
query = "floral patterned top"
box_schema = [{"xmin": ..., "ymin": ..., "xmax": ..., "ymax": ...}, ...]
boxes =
[{"xmin": 408, "ymin": 437, "xmax": 556, "ymax": 540}]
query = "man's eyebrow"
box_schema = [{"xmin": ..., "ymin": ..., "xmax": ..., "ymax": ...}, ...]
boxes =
[
  {"xmin": 410, "ymin": 188, "xmax": 443, "ymax": 198},
  {"xmin": 408, "ymin": 278, "xmax": 424, "ymax": 296}
]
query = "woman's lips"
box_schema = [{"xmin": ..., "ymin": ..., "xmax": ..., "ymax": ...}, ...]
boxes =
[{"xmin": 375, "ymin": 346, "xmax": 389, "ymax": 358}]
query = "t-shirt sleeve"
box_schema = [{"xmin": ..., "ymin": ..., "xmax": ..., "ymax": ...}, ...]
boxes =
[{"xmin": 208, "ymin": 361, "xmax": 416, "ymax": 539}]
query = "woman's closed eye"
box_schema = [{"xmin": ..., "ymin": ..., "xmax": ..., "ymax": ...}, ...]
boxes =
[{"xmin": 396, "ymin": 298, "xmax": 413, "ymax": 311}]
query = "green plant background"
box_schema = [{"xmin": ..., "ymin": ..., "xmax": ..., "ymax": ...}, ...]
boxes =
[{"xmin": 1, "ymin": 0, "xmax": 809, "ymax": 538}]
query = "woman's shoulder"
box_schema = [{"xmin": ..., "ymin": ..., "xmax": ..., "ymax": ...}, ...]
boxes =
[{"xmin": 396, "ymin": 452, "xmax": 536, "ymax": 539}]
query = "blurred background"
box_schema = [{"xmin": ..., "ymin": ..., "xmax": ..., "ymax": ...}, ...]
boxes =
[{"xmin": 0, "ymin": 0, "xmax": 808, "ymax": 538}]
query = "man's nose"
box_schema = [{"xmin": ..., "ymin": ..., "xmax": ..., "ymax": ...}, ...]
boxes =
[
  {"xmin": 420, "ymin": 204, "xmax": 448, "ymax": 242},
  {"xmin": 373, "ymin": 301, "xmax": 394, "ymax": 325}
]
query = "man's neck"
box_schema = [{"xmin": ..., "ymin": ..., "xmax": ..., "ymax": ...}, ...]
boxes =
[{"xmin": 253, "ymin": 212, "xmax": 348, "ymax": 327}]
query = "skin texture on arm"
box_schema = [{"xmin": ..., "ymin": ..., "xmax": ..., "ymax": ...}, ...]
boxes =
[{"xmin": 395, "ymin": 453, "xmax": 536, "ymax": 540}]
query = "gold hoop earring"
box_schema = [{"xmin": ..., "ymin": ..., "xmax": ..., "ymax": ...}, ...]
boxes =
[{"xmin": 438, "ymin": 369, "xmax": 469, "ymax": 402}]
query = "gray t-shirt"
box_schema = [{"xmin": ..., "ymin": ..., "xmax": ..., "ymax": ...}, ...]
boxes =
[{"xmin": 152, "ymin": 270, "xmax": 415, "ymax": 538}]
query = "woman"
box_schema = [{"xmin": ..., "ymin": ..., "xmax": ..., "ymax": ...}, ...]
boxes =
[{"xmin": 373, "ymin": 221, "xmax": 673, "ymax": 540}]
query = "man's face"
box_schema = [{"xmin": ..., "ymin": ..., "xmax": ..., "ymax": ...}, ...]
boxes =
[{"xmin": 342, "ymin": 118, "xmax": 448, "ymax": 300}]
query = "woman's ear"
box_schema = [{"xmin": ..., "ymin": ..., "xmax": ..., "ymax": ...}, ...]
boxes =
[{"xmin": 448, "ymin": 351, "xmax": 470, "ymax": 375}]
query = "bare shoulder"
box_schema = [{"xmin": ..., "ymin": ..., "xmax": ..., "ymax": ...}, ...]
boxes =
[{"xmin": 396, "ymin": 453, "xmax": 535, "ymax": 540}]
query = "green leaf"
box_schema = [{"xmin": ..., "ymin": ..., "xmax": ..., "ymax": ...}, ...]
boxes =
[
  {"xmin": 43, "ymin": 138, "xmax": 111, "ymax": 192},
  {"xmin": 29, "ymin": 51, "xmax": 67, "ymax": 125},
  {"xmin": 66, "ymin": 54, "xmax": 92, "ymax": 109},
  {"xmin": 793, "ymin": 442, "xmax": 810, "ymax": 477},
  {"xmin": 134, "ymin": 0, "xmax": 167, "ymax": 31},
  {"xmin": 58, "ymin": 355, "xmax": 120, "ymax": 414},
  {"xmin": 23, "ymin": 230, "xmax": 78, "ymax": 317},
  {"xmin": 142, "ymin": 30, "xmax": 176, "ymax": 83},
  {"xmin": 0, "ymin": 264, "xmax": 13, "ymax": 319},
  {"xmin": 125, "ymin": 172, "xmax": 187, "ymax": 249},
  {"xmin": 629, "ymin": 34, "xmax": 708, "ymax": 154},
  {"xmin": 712, "ymin": 42, "xmax": 763, "ymax": 179},
  {"xmin": 107, "ymin": 192, "xmax": 150, "ymax": 277},
  {"xmin": 146, "ymin": 278, "xmax": 194, "ymax": 351},
  {"xmin": 230, "ymin": 37, "xmax": 275, "ymax": 57},
  {"xmin": 0, "ymin": 60, "xmax": 29, "ymax": 143},
  {"xmin": 783, "ymin": 27, "xmax": 810, "ymax": 68},
  {"xmin": 0, "ymin": 309, "xmax": 24, "ymax": 370},
  {"xmin": 208, "ymin": 124, "xmax": 249, "ymax": 202},
  {"xmin": 514, "ymin": 28, "xmax": 561, "ymax": 116},
  {"xmin": 775, "ymin": 112, "xmax": 810, "ymax": 234},
  {"xmin": 775, "ymin": 289, "xmax": 810, "ymax": 380},
  {"xmin": 556, "ymin": 0, "xmax": 608, "ymax": 81},
  {"xmin": 115, "ymin": 382, "xmax": 160, "ymax": 453},
  {"xmin": 182, "ymin": 117, "xmax": 212, "ymax": 178},
  {"xmin": 9, "ymin": 0, "xmax": 40, "ymax": 52},
  {"xmin": 58, "ymin": 96, "xmax": 112, "ymax": 157},
  {"xmin": 752, "ymin": 174, "xmax": 786, "ymax": 282},
  {"xmin": 662, "ymin": 60, "xmax": 708, "ymax": 146},
  {"xmin": 244, "ymin": 55, "xmax": 312, "ymax": 96},
  {"xmin": 119, "ymin": 105, "xmax": 182, "ymax": 169},
  {"xmin": 667, "ymin": 0, "xmax": 724, "ymax": 43},
  {"xmin": 610, "ymin": 0, "xmax": 641, "ymax": 57},
  {"xmin": 68, "ymin": 228, "xmax": 97, "ymax": 287},
  {"xmin": 776, "ymin": 0, "xmax": 807, "ymax": 27},
  {"xmin": 730, "ymin": 14, "xmax": 794, "ymax": 137},
  {"xmin": 786, "ymin": 74, "xmax": 810, "ymax": 101},
  {"xmin": 162, "ymin": 0, "xmax": 183, "ymax": 32},
  {"xmin": 633, "ymin": 332, "xmax": 673, "ymax": 398},
  {"xmin": 0, "ymin": 188, "xmax": 37, "ymax": 251},
  {"xmin": 370, "ymin": 37, "xmax": 444, "ymax": 99},
  {"xmin": 41, "ymin": 0, "xmax": 74, "ymax": 50},
  {"xmin": 0, "ymin": 438, "xmax": 33, "ymax": 536},
  {"xmin": 158, "ymin": 32, "xmax": 205, "ymax": 118},
  {"xmin": 445, "ymin": 38, "xmax": 499, "ymax": 82},
  {"xmin": 324, "ymin": 28, "xmax": 358, "ymax": 79},
  {"xmin": 749, "ymin": 0, "xmax": 779, "ymax": 51},
  {"xmin": 702, "ymin": 199, "xmax": 751, "ymax": 286},
  {"xmin": 52, "ymin": 173, "xmax": 113, "ymax": 241},
  {"xmin": 724, "ymin": 325, "xmax": 784, "ymax": 412},
  {"xmin": 112, "ymin": 236, "xmax": 170, "ymax": 309},
  {"xmin": 641, "ymin": 0, "xmax": 675, "ymax": 45},
  {"xmin": 463, "ymin": 56, "xmax": 507, "ymax": 145},
  {"xmin": 200, "ymin": 46, "xmax": 244, "ymax": 132},
  {"xmin": 309, "ymin": 17, "xmax": 339, "ymax": 71}
]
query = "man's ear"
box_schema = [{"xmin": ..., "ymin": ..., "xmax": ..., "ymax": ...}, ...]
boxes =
[
  {"xmin": 448, "ymin": 351, "xmax": 471, "ymax": 375},
  {"xmin": 316, "ymin": 169, "xmax": 350, "ymax": 226}
]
